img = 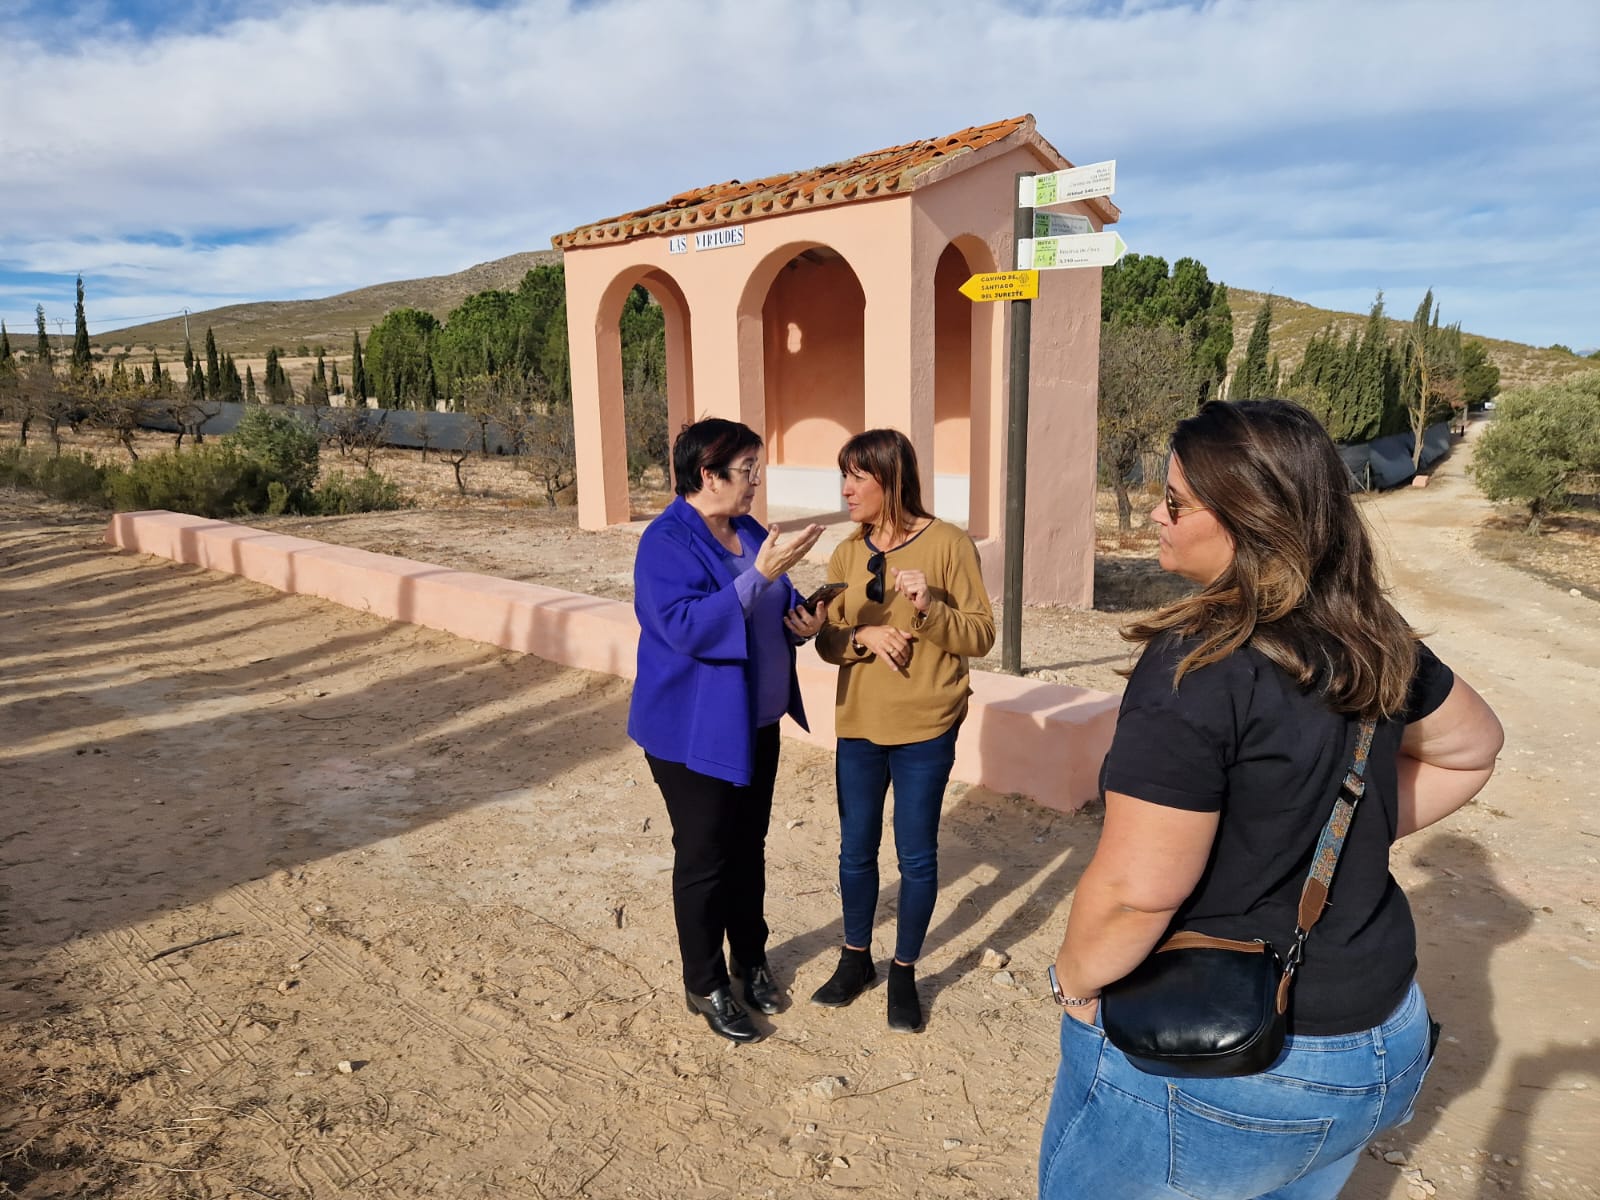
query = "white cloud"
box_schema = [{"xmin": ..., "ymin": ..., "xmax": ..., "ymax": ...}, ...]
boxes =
[{"xmin": 1, "ymin": 0, "xmax": 1596, "ymax": 347}]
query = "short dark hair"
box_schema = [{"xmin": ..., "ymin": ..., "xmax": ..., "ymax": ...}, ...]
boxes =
[{"xmin": 672, "ymin": 417, "xmax": 763, "ymax": 496}]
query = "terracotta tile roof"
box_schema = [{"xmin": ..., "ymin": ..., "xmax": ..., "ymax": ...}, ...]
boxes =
[{"xmin": 553, "ymin": 115, "xmax": 1115, "ymax": 249}]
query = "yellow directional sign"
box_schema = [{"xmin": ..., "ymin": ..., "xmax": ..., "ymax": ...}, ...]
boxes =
[{"xmin": 958, "ymin": 270, "xmax": 1040, "ymax": 303}]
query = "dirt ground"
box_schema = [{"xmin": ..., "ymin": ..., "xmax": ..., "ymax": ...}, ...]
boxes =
[{"xmin": 3, "ymin": 426, "xmax": 1598, "ymax": 1199}]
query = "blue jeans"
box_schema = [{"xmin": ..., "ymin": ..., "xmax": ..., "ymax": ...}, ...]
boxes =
[
  {"xmin": 1039, "ymin": 980, "xmax": 1437, "ymax": 1200},
  {"xmin": 835, "ymin": 722, "xmax": 960, "ymax": 964}
]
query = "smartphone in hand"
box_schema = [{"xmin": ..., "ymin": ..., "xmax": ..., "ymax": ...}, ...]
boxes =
[{"xmin": 803, "ymin": 581, "xmax": 848, "ymax": 608}]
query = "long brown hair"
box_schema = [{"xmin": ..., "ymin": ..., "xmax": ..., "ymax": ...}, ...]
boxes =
[
  {"xmin": 1126, "ymin": 399, "xmax": 1419, "ymax": 718},
  {"xmin": 838, "ymin": 428, "xmax": 933, "ymax": 543}
]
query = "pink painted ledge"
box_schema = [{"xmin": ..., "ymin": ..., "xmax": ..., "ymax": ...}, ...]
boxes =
[{"xmin": 106, "ymin": 511, "xmax": 1119, "ymax": 811}]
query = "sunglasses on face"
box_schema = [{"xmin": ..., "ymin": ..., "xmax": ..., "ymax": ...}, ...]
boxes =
[
  {"xmin": 866, "ymin": 551, "xmax": 886, "ymax": 604},
  {"xmin": 1165, "ymin": 487, "xmax": 1208, "ymax": 524}
]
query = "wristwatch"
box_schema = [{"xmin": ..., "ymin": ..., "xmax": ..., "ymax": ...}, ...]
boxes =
[
  {"xmin": 850, "ymin": 627, "xmax": 868, "ymax": 654},
  {"xmin": 1046, "ymin": 964, "xmax": 1100, "ymax": 1008}
]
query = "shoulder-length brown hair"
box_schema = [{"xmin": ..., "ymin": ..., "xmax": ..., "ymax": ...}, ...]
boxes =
[
  {"xmin": 837, "ymin": 428, "xmax": 933, "ymax": 541},
  {"xmin": 1126, "ymin": 399, "xmax": 1419, "ymax": 718}
]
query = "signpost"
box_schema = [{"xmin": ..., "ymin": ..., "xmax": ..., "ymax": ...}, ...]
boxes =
[
  {"xmin": 1018, "ymin": 160, "xmax": 1116, "ymax": 208},
  {"xmin": 1033, "ymin": 211, "xmax": 1092, "ymax": 239},
  {"xmin": 966, "ymin": 161, "xmax": 1121, "ymax": 674},
  {"xmin": 1017, "ymin": 231, "xmax": 1127, "ymax": 271},
  {"xmin": 958, "ymin": 270, "xmax": 1039, "ymax": 303}
]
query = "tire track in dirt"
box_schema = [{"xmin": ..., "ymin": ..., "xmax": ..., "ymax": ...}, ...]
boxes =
[
  {"xmin": 219, "ymin": 878, "xmax": 759, "ymax": 1191},
  {"xmin": 63, "ymin": 923, "xmax": 410, "ymax": 1199}
]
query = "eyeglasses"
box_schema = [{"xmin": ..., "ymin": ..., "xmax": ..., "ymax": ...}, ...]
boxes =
[
  {"xmin": 727, "ymin": 463, "xmax": 762, "ymax": 485},
  {"xmin": 1165, "ymin": 487, "xmax": 1209, "ymax": 524},
  {"xmin": 866, "ymin": 551, "xmax": 886, "ymax": 604}
]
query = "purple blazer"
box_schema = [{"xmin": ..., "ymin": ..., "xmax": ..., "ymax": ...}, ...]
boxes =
[{"xmin": 628, "ymin": 497, "xmax": 808, "ymax": 784}]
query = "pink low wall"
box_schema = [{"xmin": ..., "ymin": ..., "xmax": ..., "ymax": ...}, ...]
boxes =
[{"xmin": 106, "ymin": 511, "xmax": 1119, "ymax": 811}]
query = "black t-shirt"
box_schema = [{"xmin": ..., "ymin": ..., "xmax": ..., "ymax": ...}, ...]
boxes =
[{"xmin": 1102, "ymin": 634, "xmax": 1455, "ymax": 1035}]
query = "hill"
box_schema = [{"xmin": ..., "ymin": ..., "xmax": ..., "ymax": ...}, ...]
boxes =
[
  {"xmin": 1225, "ymin": 289, "xmax": 1595, "ymax": 395},
  {"xmin": 90, "ymin": 250, "xmax": 561, "ymax": 357},
  {"xmin": 88, "ymin": 251, "xmax": 1589, "ymax": 397}
]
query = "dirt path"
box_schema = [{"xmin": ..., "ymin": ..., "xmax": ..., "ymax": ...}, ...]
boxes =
[{"xmin": 2, "ymin": 429, "xmax": 1597, "ymax": 1199}]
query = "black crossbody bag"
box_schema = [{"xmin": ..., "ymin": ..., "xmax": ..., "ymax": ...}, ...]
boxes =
[{"xmin": 1100, "ymin": 719, "xmax": 1377, "ymax": 1078}]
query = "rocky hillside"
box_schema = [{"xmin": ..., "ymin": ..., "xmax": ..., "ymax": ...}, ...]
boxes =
[{"xmin": 91, "ymin": 250, "xmax": 561, "ymax": 357}]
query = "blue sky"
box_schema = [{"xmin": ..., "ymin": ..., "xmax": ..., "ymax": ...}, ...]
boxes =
[{"xmin": 2, "ymin": 0, "xmax": 1596, "ymax": 355}]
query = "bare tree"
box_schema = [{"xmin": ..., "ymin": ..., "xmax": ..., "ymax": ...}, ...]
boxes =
[
  {"xmin": 459, "ymin": 373, "xmax": 505, "ymax": 455},
  {"xmin": 441, "ymin": 439, "xmax": 473, "ymax": 495},
  {"xmin": 415, "ymin": 411, "xmax": 435, "ymax": 462},
  {"xmin": 1098, "ymin": 321, "xmax": 1199, "ymax": 530},
  {"xmin": 94, "ymin": 376, "xmax": 160, "ymax": 461},
  {"xmin": 1, "ymin": 358, "xmax": 39, "ymax": 445},
  {"xmin": 492, "ymin": 391, "xmax": 538, "ymax": 458},
  {"xmin": 522, "ymin": 405, "xmax": 577, "ymax": 507},
  {"xmin": 28, "ymin": 362, "xmax": 78, "ymax": 456}
]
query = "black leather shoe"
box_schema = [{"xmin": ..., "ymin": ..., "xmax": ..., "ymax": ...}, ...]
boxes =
[
  {"xmin": 809, "ymin": 947, "xmax": 876, "ymax": 1008},
  {"xmin": 736, "ymin": 959, "xmax": 784, "ymax": 1015},
  {"xmin": 887, "ymin": 961, "xmax": 922, "ymax": 1033},
  {"xmin": 685, "ymin": 986, "xmax": 762, "ymax": 1043}
]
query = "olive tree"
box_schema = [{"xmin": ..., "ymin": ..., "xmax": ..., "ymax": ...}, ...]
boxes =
[
  {"xmin": 1098, "ymin": 320, "xmax": 1198, "ymax": 530},
  {"xmin": 1471, "ymin": 372, "xmax": 1600, "ymax": 533}
]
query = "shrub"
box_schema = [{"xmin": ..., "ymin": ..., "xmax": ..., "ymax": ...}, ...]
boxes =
[
  {"xmin": 106, "ymin": 443, "xmax": 275, "ymax": 518},
  {"xmin": 1471, "ymin": 371, "xmax": 1600, "ymax": 533},
  {"xmin": 227, "ymin": 406, "xmax": 320, "ymax": 509},
  {"xmin": 0, "ymin": 445, "xmax": 114, "ymax": 506},
  {"xmin": 313, "ymin": 469, "xmax": 409, "ymax": 515}
]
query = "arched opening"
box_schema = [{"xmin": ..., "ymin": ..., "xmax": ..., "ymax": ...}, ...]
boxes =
[
  {"xmin": 591, "ymin": 267, "xmax": 692, "ymax": 514},
  {"xmin": 935, "ymin": 236, "xmax": 1000, "ymax": 537},
  {"xmin": 751, "ymin": 245, "xmax": 866, "ymax": 514}
]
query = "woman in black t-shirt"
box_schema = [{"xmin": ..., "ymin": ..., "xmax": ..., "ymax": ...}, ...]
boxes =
[{"xmin": 1038, "ymin": 400, "xmax": 1503, "ymax": 1200}]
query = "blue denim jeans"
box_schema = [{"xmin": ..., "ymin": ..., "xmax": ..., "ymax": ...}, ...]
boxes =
[
  {"xmin": 835, "ymin": 722, "xmax": 960, "ymax": 964},
  {"xmin": 1039, "ymin": 980, "xmax": 1436, "ymax": 1200}
]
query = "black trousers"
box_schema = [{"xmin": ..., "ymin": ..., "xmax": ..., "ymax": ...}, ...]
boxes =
[{"xmin": 646, "ymin": 723, "xmax": 781, "ymax": 996}]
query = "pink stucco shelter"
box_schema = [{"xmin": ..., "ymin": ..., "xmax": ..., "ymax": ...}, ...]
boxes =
[{"xmin": 552, "ymin": 115, "xmax": 1118, "ymax": 606}]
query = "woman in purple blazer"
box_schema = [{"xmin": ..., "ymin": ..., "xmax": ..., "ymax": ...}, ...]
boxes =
[{"xmin": 629, "ymin": 418, "xmax": 825, "ymax": 1043}]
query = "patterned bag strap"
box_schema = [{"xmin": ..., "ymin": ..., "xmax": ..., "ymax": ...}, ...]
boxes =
[{"xmin": 1275, "ymin": 718, "xmax": 1379, "ymax": 1010}]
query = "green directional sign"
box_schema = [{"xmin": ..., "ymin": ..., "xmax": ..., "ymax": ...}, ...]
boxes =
[
  {"xmin": 1017, "ymin": 232, "xmax": 1128, "ymax": 271},
  {"xmin": 1019, "ymin": 160, "xmax": 1116, "ymax": 208}
]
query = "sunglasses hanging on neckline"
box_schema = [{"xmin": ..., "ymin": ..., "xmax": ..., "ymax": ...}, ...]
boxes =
[{"xmin": 866, "ymin": 550, "xmax": 887, "ymax": 604}]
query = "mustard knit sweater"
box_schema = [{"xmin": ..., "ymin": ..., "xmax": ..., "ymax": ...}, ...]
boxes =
[{"xmin": 814, "ymin": 520, "xmax": 995, "ymax": 744}]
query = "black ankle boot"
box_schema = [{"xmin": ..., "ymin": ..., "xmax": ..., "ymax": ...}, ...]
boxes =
[
  {"xmin": 685, "ymin": 985, "xmax": 762, "ymax": 1043},
  {"xmin": 887, "ymin": 961, "xmax": 922, "ymax": 1033},
  {"xmin": 809, "ymin": 947, "xmax": 876, "ymax": 1008},
  {"xmin": 735, "ymin": 958, "xmax": 783, "ymax": 1015}
]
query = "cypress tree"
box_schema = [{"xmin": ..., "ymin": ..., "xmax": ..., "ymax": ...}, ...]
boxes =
[
  {"xmin": 245, "ymin": 365, "xmax": 257, "ymax": 404},
  {"xmin": 1, "ymin": 320, "xmax": 11, "ymax": 364},
  {"xmin": 151, "ymin": 351, "xmax": 164, "ymax": 389},
  {"xmin": 35, "ymin": 304, "xmax": 52, "ymax": 363},
  {"xmin": 351, "ymin": 331, "xmax": 367, "ymax": 404},
  {"xmin": 329, "ymin": 361, "xmax": 342, "ymax": 396},
  {"xmin": 133, "ymin": 365, "xmax": 147, "ymax": 387},
  {"xmin": 72, "ymin": 276, "xmax": 91, "ymax": 376},
  {"xmin": 205, "ymin": 328, "xmax": 221, "ymax": 399},
  {"xmin": 1232, "ymin": 296, "xmax": 1274, "ymax": 400}
]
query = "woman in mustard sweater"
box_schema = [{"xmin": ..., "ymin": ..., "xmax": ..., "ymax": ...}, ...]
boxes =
[{"xmin": 811, "ymin": 429, "xmax": 994, "ymax": 1032}]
